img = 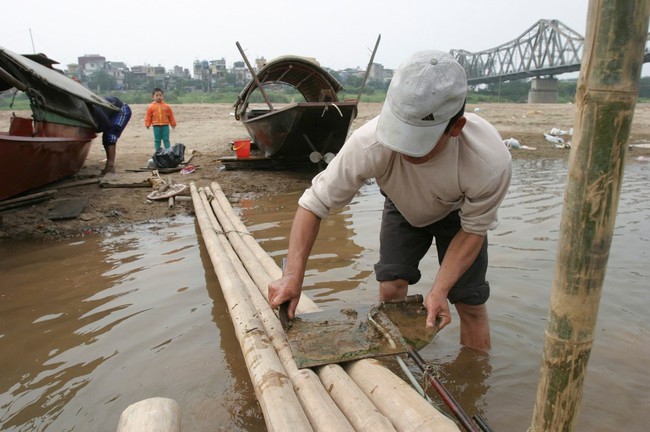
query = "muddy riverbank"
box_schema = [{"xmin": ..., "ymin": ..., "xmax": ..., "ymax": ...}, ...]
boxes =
[{"xmin": 1, "ymin": 102, "xmax": 649, "ymax": 240}]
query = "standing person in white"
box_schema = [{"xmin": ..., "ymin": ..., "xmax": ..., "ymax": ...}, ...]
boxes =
[{"xmin": 268, "ymin": 50, "xmax": 512, "ymax": 352}]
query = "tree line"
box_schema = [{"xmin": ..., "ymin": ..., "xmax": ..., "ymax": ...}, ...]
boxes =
[{"xmin": 2, "ymin": 77, "xmax": 650, "ymax": 110}]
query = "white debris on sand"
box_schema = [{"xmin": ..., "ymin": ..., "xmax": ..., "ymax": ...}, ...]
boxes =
[
  {"xmin": 504, "ymin": 137, "xmax": 537, "ymax": 151},
  {"xmin": 544, "ymin": 133, "xmax": 565, "ymax": 144},
  {"xmin": 549, "ymin": 127, "xmax": 573, "ymax": 136},
  {"xmin": 544, "ymin": 126, "xmax": 574, "ymax": 148}
]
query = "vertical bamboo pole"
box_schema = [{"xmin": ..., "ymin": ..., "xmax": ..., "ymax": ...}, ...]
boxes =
[{"xmin": 531, "ymin": 1, "xmax": 650, "ymax": 431}]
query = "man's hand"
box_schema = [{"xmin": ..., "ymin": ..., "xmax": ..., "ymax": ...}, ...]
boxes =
[
  {"xmin": 267, "ymin": 206, "xmax": 322, "ymax": 320},
  {"xmin": 423, "ymin": 230, "xmax": 486, "ymax": 330},
  {"xmin": 268, "ymin": 275, "xmax": 302, "ymax": 319},
  {"xmin": 424, "ymin": 288, "xmax": 452, "ymax": 330}
]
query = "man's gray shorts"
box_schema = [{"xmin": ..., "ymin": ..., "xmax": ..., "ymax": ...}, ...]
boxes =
[{"xmin": 374, "ymin": 195, "xmax": 490, "ymax": 305}]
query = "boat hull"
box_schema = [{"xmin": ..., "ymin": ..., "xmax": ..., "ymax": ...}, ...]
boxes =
[
  {"xmin": 0, "ymin": 117, "xmax": 96, "ymax": 200},
  {"xmin": 242, "ymin": 102, "xmax": 358, "ymax": 159}
]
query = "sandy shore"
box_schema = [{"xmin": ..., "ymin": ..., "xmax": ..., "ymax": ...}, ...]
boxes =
[{"xmin": 1, "ymin": 102, "xmax": 649, "ymax": 240}]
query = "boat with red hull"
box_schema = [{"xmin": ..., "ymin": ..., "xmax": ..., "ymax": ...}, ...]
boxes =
[
  {"xmin": 0, "ymin": 46, "xmax": 117, "ymax": 200},
  {"xmin": 0, "ymin": 117, "xmax": 96, "ymax": 200}
]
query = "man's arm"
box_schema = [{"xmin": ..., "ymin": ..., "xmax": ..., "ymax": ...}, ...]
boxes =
[
  {"xmin": 424, "ymin": 229, "xmax": 485, "ymax": 328},
  {"xmin": 267, "ymin": 206, "xmax": 322, "ymax": 318}
]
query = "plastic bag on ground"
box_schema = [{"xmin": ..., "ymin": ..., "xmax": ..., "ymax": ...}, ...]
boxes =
[
  {"xmin": 504, "ymin": 137, "xmax": 521, "ymax": 149},
  {"xmin": 544, "ymin": 134, "xmax": 564, "ymax": 144},
  {"xmin": 152, "ymin": 143, "xmax": 186, "ymax": 168}
]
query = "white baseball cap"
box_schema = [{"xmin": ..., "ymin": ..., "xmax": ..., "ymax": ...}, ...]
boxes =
[{"xmin": 376, "ymin": 50, "xmax": 468, "ymax": 157}]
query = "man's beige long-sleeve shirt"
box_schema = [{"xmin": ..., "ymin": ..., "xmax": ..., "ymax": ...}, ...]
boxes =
[{"xmin": 298, "ymin": 113, "xmax": 512, "ymax": 235}]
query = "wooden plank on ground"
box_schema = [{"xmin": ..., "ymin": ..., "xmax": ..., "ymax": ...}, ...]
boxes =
[
  {"xmin": 0, "ymin": 191, "xmax": 57, "ymax": 213},
  {"xmin": 55, "ymin": 178, "xmax": 100, "ymax": 190},
  {"xmin": 126, "ymin": 166, "xmax": 193, "ymax": 173},
  {"xmin": 48, "ymin": 197, "xmax": 89, "ymax": 220},
  {"xmin": 217, "ymin": 156, "xmax": 311, "ymax": 170},
  {"xmin": 0, "ymin": 190, "xmax": 57, "ymax": 206},
  {"xmin": 100, "ymin": 172, "xmax": 152, "ymax": 188}
]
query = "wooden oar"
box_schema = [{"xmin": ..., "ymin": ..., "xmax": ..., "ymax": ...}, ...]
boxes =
[
  {"xmin": 236, "ymin": 41, "xmax": 274, "ymax": 111},
  {"xmin": 356, "ymin": 34, "xmax": 381, "ymax": 102}
]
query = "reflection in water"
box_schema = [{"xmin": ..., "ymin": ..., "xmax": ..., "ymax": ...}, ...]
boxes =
[
  {"xmin": 1, "ymin": 159, "xmax": 649, "ymax": 431},
  {"xmin": 429, "ymin": 347, "xmax": 492, "ymax": 419},
  {"xmin": 194, "ymin": 223, "xmax": 265, "ymax": 431},
  {"xmin": 244, "ymin": 159, "xmax": 650, "ymax": 432},
  {"xmin": 0, "ymin": 235, "xmax": 123, "ymax": 431},
  {"xmin": 242, "ymin": 186, "xmax": 375, "ymax": 306},
  {"xmin": 0, "ymin": 217, "xmax": 262, "ymax": 431}
]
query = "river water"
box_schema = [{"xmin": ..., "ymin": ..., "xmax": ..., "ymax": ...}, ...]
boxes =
[{"xmin": 1, "ymin": 158, "xmax": 649, "ymax": 432}]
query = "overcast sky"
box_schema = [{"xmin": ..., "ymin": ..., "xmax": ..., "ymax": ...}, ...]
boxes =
[{"xmin": 2, "ymin": 0, "xmax": 645, "ymax": 76}]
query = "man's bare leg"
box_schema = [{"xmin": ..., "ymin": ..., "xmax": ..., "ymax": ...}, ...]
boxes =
[
  {"xmin": 381, "ymin": 280, "xmax": 491, "ymax": 351},
  {"xmin": 102, "ymin": 144, "xmax": 116, "ymax": 175},
  {"xmin": 379, "ymin": 279, "xmax": 408, "ymax": 302},
  {"xmin": 455, "ymin": 302, "xmax": 491, "ymax": 352}
]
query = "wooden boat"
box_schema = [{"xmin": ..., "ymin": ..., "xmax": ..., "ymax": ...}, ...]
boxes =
[
  {"xmin": 0, "ymin": 46, "xmax": 116, "ymax": 200},
  {"xmin": 233, "ymin": 37, "xmax": 380, "ymax": 165},
  {"xmin": 233, "ymin": 56, "xmax": 357, "ymax": 164}
]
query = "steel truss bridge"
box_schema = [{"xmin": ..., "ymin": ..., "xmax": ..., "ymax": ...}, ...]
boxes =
[{"xmin": 450, "ymin": 19, "xmax": 650, "ymax": 86}]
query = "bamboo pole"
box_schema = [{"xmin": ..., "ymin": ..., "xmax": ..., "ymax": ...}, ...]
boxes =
[
  {"xmin": 116, "ymin": 397, "xmax": 180, "ymax": 432},
  {"xmin": 53, "ymin": 178, "xmax": 100, "ymax": 190},
  {"xmin": 206, "ymin": 184, "xmax": 400, "ymax": 431},
  {"xmin": 209, "ymin": 182, "xmax": 305, "ymax": 307},
  {"xmin": 0, "ymin": 190, "xmax": 56, "ymax": 206},
  {"xmin": 357, "ymin": 34, "xmax": 381, "ymax": 102},
  {"xmin": 316, "ymin": 365, "xmax": 397, "ymax": 432},
  {"xmin": 530, "ymin": 1, "xmax": 650, "ymax": 431},
  {"xmin": 197, "ymin": 186, "xmax": 355, "ymax": 431},
  {"xmin": 190, "ymin": 183, "xmax": 313, "ymax": 432},
  {"xmin": 206, "ymin": 181, "xmax": 459, "ymax": 432},
  {"xmin": 345, "ymin": 360, "xmax": 459, "ymax": 431},
  {"xmin": 236, "ymin": 41, "xmax": 274, "ymax": 111},
  {"xmin": 208, "ymin": 181, "xmax": 397, "ymax": 431}
]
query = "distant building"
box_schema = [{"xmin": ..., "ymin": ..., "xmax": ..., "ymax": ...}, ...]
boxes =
[
  {"xmin": 209, "ymin": 58, "xmax": 227, "ymax": 84},
  {"xmin": 129, "ymin": 65, "xmax": 146, "ymax": 75},
  {"xmin": 368, "ymin": 63, "xmax": 388, "ymax": 83},
  {"xmin": 232, "ymin": 61, "xmax": 250, "ymax": 85},
  {"xmin": 193, "ymin": 60, "xmax": 210, "ymax": 81},
  {"xmin": 143, "ymin": 65, "xmax": 165, "ymax": 78},
  {"xmin": 106, "ymin": 61, "xmax": 128, "ymax": 89},
  {"xmin": 170, "ymin": 65, "xmax": 191, "ymax": 78},
  {"xmin": 65, "ymin": 63, "xmax": 82, "ymax": 81},
  {"xmin": 67, "ymin": 51, "xmax": 383, "ymax": 91},
  {"xmin": 255, "ymin": 57, "xmax": 267, "ymax": 70},
  {"xmin": 77, "ymin": 54, "xmax": 106, "ymax": 77}
]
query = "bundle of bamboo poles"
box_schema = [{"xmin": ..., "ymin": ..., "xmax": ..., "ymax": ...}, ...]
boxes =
[{"xmin": 189, "ymin": 181, "xmax": 459, "ymax": 432}]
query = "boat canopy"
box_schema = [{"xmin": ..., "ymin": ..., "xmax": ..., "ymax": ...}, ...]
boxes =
[
  {"xmin": 0, "ymin": 46, "xmax": 117, "ymax": 128},
  {"xmin": 234, "ymin": 56, "xmax": 344, "ymax": 119}
]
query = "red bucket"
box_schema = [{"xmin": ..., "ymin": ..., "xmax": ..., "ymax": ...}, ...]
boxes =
[{"xmin": 233, "ymin": 139, "xmax": 251, "ymax": 158}]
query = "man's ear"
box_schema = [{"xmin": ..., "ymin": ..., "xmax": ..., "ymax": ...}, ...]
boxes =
[{"xmin": 450, "ymin": 116, "xmax": 466, "ymax": 137}]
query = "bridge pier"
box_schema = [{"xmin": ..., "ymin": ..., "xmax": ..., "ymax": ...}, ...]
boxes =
[{"xmin": 528, "ymin": 77, "xmax": 558, "ymax": 103}]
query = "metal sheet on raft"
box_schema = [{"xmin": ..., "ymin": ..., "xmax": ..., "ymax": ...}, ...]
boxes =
[{"xmin": 285, "ymin": 298, "xmax": 438, "ymax": 369}]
